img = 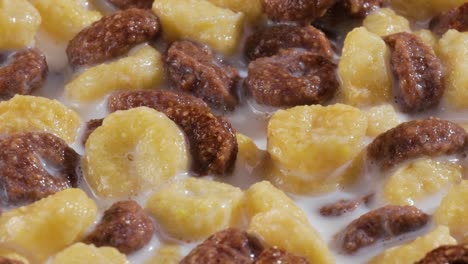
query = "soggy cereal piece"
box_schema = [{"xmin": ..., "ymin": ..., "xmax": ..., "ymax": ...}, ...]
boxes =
[
  {"xmin": 363, "ymin": 8, "xmax": 410, "ymax": 37},
  {"xmin": 65, "ymin": 46, "xmax": 163, "ymax": 102},
  {"xmin": 180, "ymin": 228, "xmax": 263, "ymax": 264},
  {"xmin": 245, "ymin": 49, "xmax": 338, "ymax": 107},
  {"xmin": 320, "ymin": 199, "xmax": 360, "ymax": 217},
  {"xmin": 244, "ymin": 24, "xmax": 333, "ymax": 61},
  {"xmin": 108, "ymin": 0, "xmax": 154, "ymax": 9},
  {"xmin": 84, "ymin": 201, "xmax": 154, "ymax": 254},
  {"xmin": 342, "ymin": 0, "xmax": 387, "ymax": 18},
  {"xmin": 108, "ymin": 90, "xmax": 238, "ymax": 175},
  {"xmin": 430, "ymin": 3, "xmax": 468, "ymax": 36},
  {"xmin": 261, "ymin": 0, "xmax": 335, "ymax": 23},
  {"xmin": 52, "ymin": 243, "xmax": 128, "ymax": 264},
  {"xmin": 383, "ymin": 158, "xmax": 462, "ymax": 206},
  {"xmin": 0, "ymin": 132, "xmax": 80, "ymax": 205},
  {"xmin": 82, "ymin": 119, "xmax": 103, "ymax": 145},
  {"xmin": 391, "ymin": 0, "xmax": 466, "ymax": 20},
  {"xmin": 339, "ymin": 27, "xmax": 392, "ymax": 106},
  {"xmin": 166, "ymin": 40, "xmax": 240, "ymax": 110},
  {"xmin": 384, "ymin": 32, "xmax": 444, "ymax": 113},
  {"xmin": 0, "ymin": 95, "xmax": 81, "ymax": 143},
  {"xmin": 415, "ymin": 30, "xmax": 439, "ymax": 50},
  {"xmin": 369, "ymin": 226, "xmax": 457, "ymax": 264},
  {"xmin": 439, "ymin": 30, "xmax": 468, "ymax": 109},
  {"xmin": 207, "ymin": 0, "xmax": 263, "ymax": 20},
  {"xmin": 366, "ymin": 104, "xmax": 401, "ymax": 137},
  {"xmin": 146, "ymin": 179, "xmax": 243, "ymax": 241},
  {"xmin": 0, "ymin": 0, "xmax": 41, "ymax": 49},
  {"xmin": 236, "ymin": 134, "xmax": 266, "ymax": 168},
  {"xmin": 416, "ymin": 244, "xmax": 468, "ymax": 264},
  {"xmin": 0, "ymin": 189, "xmax": 97, "ymax": 262},
  {"xmin": 0, "ymin": 49, "xmax": 48, "ymax": 100},
  {"xmin": 152, "ymin": 0, "xmax": 244, "ymax": 54},
  {"xmin": 367, "ymin": 119, "xmax": 466, "ymax": 169},
  {"xmin": 255, "ymin": 247, "xmax": 309, "ymax": 264},
  {"xmin": 30, "ymin": 0, "xmax": 101, "ymax": 40},
  {"xmin": 146, "ymin": 244, "xmax": 182, "ymax": 264},
  {"xmin": 340, "ymin": 205, "xmax": 429, "ymax": 253}
]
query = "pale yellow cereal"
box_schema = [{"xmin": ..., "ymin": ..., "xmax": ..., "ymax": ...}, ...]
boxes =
[
  {"xmin": 145, "ymin": 244, "xmax": 182, "ymax": 264},
  {"xmin": 0, "ymin": 95, "xmax": 81, "ymax": 143},
  {"xmin": 366, "ymin": 104, "xmax": 401, "ymax": 137},
  {"xmin": 0, "ymin": 189, "xmax": 97, "ymax": 262},
  {"xmin": 52, "ymin": 243, "xmax": 128, "ymax": 264},
  {"xmin": 391, "ymin": 0, "xmax": 466, "ymax": 20},
  {"xmin": 0, "ymin": 0, "xmax": 41, "ymax": 49},
  {"xmin": 207, "ymin": 0, "xmax": 263, "ymax": 20},
  {"xmin": 65, "ymin": 46, "xmax": 163, "ymax": 102},
  {"xmin": 415, "ymin": 30, "xmax": 438, "ymax": 50},
  {"xmin": 0, "ymin": 249, "xmax": 30, "ymax": 264},
  {"xmin": 363, "ymin": 8, "xmax": 410, "ymax": 37},
  {"xmin": 236, "ymin": 133, "xmax": 266, "ymax": 168}
]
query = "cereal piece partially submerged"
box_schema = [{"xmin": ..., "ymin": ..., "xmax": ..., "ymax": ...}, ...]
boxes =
[
  {"xmin": 30, "ymin": 0, "xmax": 101, "ymax": 40},
  {"xmin": 84, "ymin": 107, "xmax": 188, "ymax": 197},
  {"xmin": 340, "ymin": 205, "xmax": 429, "ymax": 253},
  {"xmin": 367, "ymin": 119, "xmax": 466, "ymax": 169},
  {"xmin": 65, "ymin": 46, "xmax": 163, "ymax": 102},
  {"xmin": 0, "ymin": 189, "xmax": 97, "ymax": 262},
  {"xmin": 152, "ymin": 0, "xmax": 244, "ymax": 54},
  {"xmin": 108, "ymin": 0, "xmax": 154, "ymax": 9},
  {"xmin": 369, "ymin": 226, "xmax": 457, "ymax": 264},
  {"xmin": 84, "ymin": 201, "xmax": 154, "ymax": 254},
  {"xmin": 245, "ymin": 49, "xmax": 338, "ymax": 107},
  {"xmin": 261, "ymin": 0, "xmax": 335, "ymax": 23},
  {"xmin": 244, "ymin": 24, "xmax": 333, "ymax": 61},
  {"xmin": 166, "ymin": 40, "xmax": 240, "ymax": 110},
  {"xmin": 319, "ymin": 199, "xmax": 360, "ymax": 217},
  {"xmin": 384, "ymin": 32, "xmax": 444, "ymax": 113},
  {"xmin": 146, "ymin": 178, "xmax": 243, "ymax": 241},
  {"xmin": 342, "ymin": 0, "xmax": 387, "ymax": 18},
  {"xmin": 0, "ymin": 49, "xmax": 48, "ymax": 100},
  {"xmin": 0, "ymin": 132, "xmax": 80, "ymax": 205},
  {"xmin": 236, "ymin": 134, "xmax": 266, "ymax": 168},
  {"xmin": 430, "ymin": 3, "xmax": 468, "ymax": 35},
  {"xmin": 108, "ymin": 90, "xmax": 238, "ymax": 175},
  {"xmin": 146, "ymin": 244, "xmax": 182, "ymax": 264},
  {"xmin": 0, "ymin": 95, "xmax": 81, "ymax": 143},
  {"xmin": 363, "ymin": 8, "xmax": 410, "ymax": 37},
  {"xmin": 416, "ymin": 245, "xmax": 468, "ymax": 264},
  {"xmin": 82, "ymin": 119, "xmax": 103, "ymax": 145},
  {"xmin": 52, "ymin": 243, "xmax": 128, "ymax": 264},
  {"xmin": 365, "ymin": 104, "xmax": 401, "ymax": 137},
  {"xmin": 255, "ymin": 247, "xmax": 309, "ymax": 264},
  {"xmin": 0, "ymin": 0, "xmax": 41, "ymax": 49},
  {"xmin": 67, "ymin": 8, "xmax": 160, "ymax": 67},
  {"xmin": 180, "ymin": 228, "xmax": 263, "ymax": 264}
]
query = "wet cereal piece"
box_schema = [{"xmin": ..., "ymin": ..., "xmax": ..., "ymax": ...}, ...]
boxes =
[
  {"xmin": 416, "ymin": 245, "xmax": 468, "ymax": 264},
  {"xmin": 180, "ymin": 228, "xmax": 264, "ymax": 264},
  {"xmin": 367, "ymin": 118, "xmax": 466, "ymax": 170},
  {"xmin": 255, "ymin": 247, "xmax": 309, "ymax": 264},
  {"xmin": 0, "ymin": 132, "xmax": 80, "ymax": 205},
  {"xmin": 108, "ymin": 0, "xmax": 154, "ymax": 9},
  {"xmin": 384, "ymin": 32, "xmax": 444, "ymax": 113},
  {"xmin": 0, "ymin": 258, "xmax": 23, "ymax": 264},
  {"xmin": 342, "ymin": 0, "xmax": 387, "ymax": 18},
  {"xmin": 108, "ymin": 90, "xmax": 238, "ymax": 175},
  {"xmin": 340, "ymin": 205, "xmax": 429, "ymax": 254},
  {"xmin": 320, "ymin": 199, "xmax": 359, "ymax": 217},
  {"xmin": 166, "ymin": 40, "xmax": 240, "ymax": 110},
  {"xmin": 245, "ymin": 49, "xmax": 338, "ymax": 107},
  {"xmin": 0, "ymin": 49, "xmax": 47, "ymax": 100},
  {"xmin": 244, "ymin": 24, "xmax": 333, "ymax": 61},
  {"xmin": 430, "ymin": 3, "xmax": 468, "ymax": 36},
  {"xmin": 82, "ymin": 119, "xmax": 103, "ymax": 145},
  {"xmin": 84, "ymin": 200, "xmax": 154, "ymax": 254},
  {"xmin": 67, "ymin": 8, "xmax": 160, "ymax": 67},
  {"xmin": 261, "ymin": 0, "xmax": 336, "ymax": 23}
]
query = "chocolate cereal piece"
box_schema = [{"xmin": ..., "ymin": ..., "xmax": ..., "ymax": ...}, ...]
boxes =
[
  {"xmin": 108, "ymin": 0, "xmax": 154, "ymax": 9},
  {"xmin": 0, "ymin": 49, "xmax": 48, "ymax": 100},
  {"xmin": 0, "ymin": 132, "xmax": 80, "ymax": 205},
  {"xmin": 82, "ymin": 119, "xmax": 104, "ymax": 145},
  {"xmin": 416, "ymin": 245, "xmax": 468, "ymax": 264},
  {"xmin": 245, "ymin": 49, "xmax": 338, "ymax": 107},
  {"xmin": 320, "ymin": 199, "xmax": 360, "ymax": 217},
  {"xmin": 245, "ymin": 24, "xmax": 333, "ymax": 61},
  {"xmin": 340, "ymin": 205, "xmax": 429, "ymax": 254},
  {"xmin": 166, "ymin": 40, "xmax": 240, "ymax": 110},
  {"xmin": 342, "ymin": 0, "xmax": 387, "ymax": 18},
  {"xmin": 384, "ymin": 32, "xmax": 444, "ymax": 113},
  {"xmin": 180, "ymin": 228, "xmax": 264, "ymax": 264},
  {"xmin": 84, "ymin": 200, "xmax": 154, "ymax": 254},
  {"xmin": 255, "ymin": 247, "xmax": 309, "ymax": 264},
  {"xmin": 367, "ymin": 118, "xmax": 466, "ymax": 170},
  {"xmin": 108, "ymin": 90, "xmax": 238, "ymax": 176},
  {"xmin": 261, "ymin": 0, "xmax": 336, "ymax": 23},
  {"xmin": 67, "ymin": 8, "xmax": 160, "ymax": 67},
  {"xmin": 430, "ymin": 3, "xmax": 468, "ymax": 36}
]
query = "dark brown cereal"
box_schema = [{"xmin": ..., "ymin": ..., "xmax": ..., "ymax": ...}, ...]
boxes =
[
  {"xmin": 340, "ymin": 205, "xmax": 429, "ymax": 254},
  {"xmin": 83, "ymin": 200, "xmax": 154, "ymax": 254},
  {"xmin": 367, "ymin": 118, "xmax": 466, "ymax": 170},
  {"xmin": 180, "ymin": 228, "xmax": 264, "ymax": 264},
  {"xmin": 245, "ymin": 49, "xmax": 338, "ymax": 107},
  {"xmin": 261, "ymin": 0, "xmax": 336, "ymax": 23},
  {"xmin": 416, "ymin": 245, "xmax": 468, "ymax": 264},
  {"xmin": 0, "ymin": 258, "xmax": 23, "ymax": 264},
  {"xmin": 0, "ymin": 132, "xmax": 80, "ymax": 205},
  {"xmin": 342, "ymin": 0, "xmax": 387, "ymax": 18},
  {"xmin": 0, "ymin": 49, "xmax": 48, "ymax": 100},
  {"xmin": 244, "ymin": 24, "xmax": 333, "ymax": 61},
  {"xmin": 384, "ymin": 33, "xmax": 444, "ymax": 113},
  {"xmin": 82, "ymin": 119, "xmax": 104, "ymax": 145},
  {"xmin": 66, "ymin": 8, "xmax": 160, "ymax": 67},
  {"xmin": 430, "ymin": 3, "xmax": 468, "ymax": 36},
  {"xmin": 166, "ymin": 40, "xmax": 240, "ymax": 111},
  {"xmin": 320, "ymin": 199, "xmax": 360, "ymax": 217},
  {"xmin": 108, "ymin": 0, "xmax": 154, "ymax": 9},
  {"xmin": 108, "ymin": 90, "xmax": 238, "ymax": 176},
  {"xmin": 254, "ymin": 247, "xmax": 309, "ymax": 264}
]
